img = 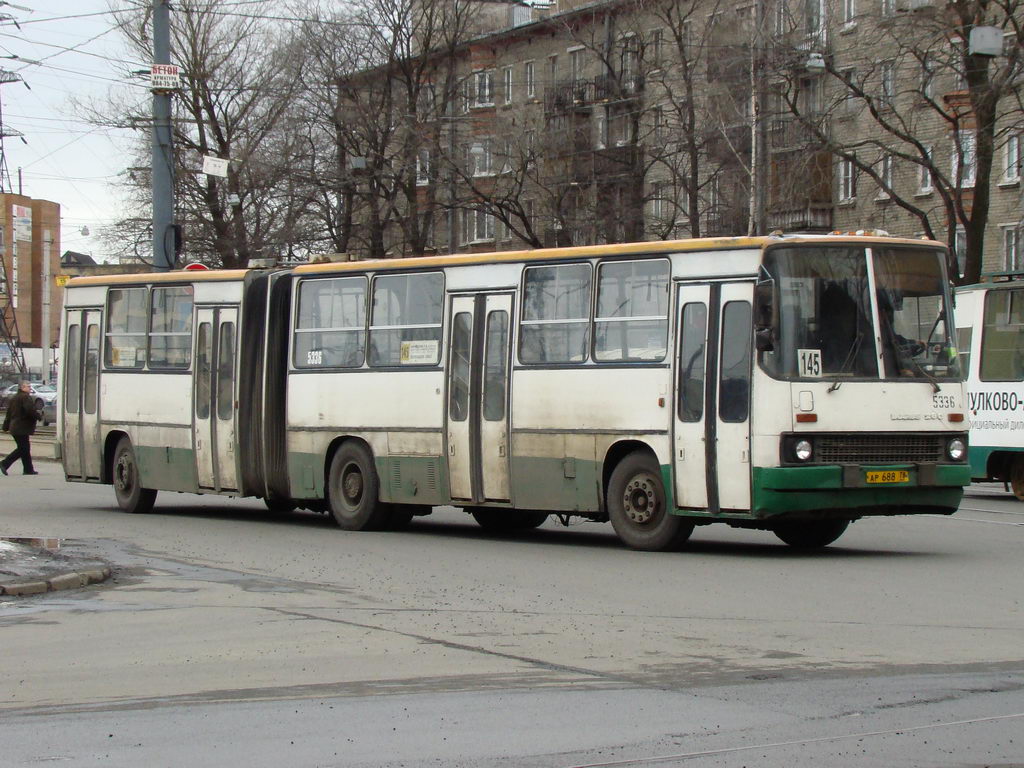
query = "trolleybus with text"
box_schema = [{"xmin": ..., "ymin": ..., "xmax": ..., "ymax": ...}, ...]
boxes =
[{"xmin": 58, "ymin": 234, "xmax": 970, "ymax": 550}]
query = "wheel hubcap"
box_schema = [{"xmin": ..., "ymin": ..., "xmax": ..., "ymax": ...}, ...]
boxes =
[
  {"xmin": 342, "ymin": 463, "xmax": 363, "ymax": 505},
  {"xmin": 623, "ymin": 473, "xmax": 658, "ymax": 525},
  {"xmin": 115, "ymin": 455, "xmax": 133, "ymax": 492}
]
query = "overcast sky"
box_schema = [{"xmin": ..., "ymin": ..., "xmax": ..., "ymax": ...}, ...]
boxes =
[{"xmin": 2, "ymin": 0, "xmax": 146, "ymax": 263}]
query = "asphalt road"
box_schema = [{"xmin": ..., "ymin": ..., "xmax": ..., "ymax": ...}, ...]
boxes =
[{"xmin": 1, "ymin": 464, "xmax": 1022, "ymax": 767}]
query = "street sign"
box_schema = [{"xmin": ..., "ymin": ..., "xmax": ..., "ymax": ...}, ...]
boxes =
[
  {"xmin": 55, "ymin": 275, "xmax": 70, "ymax": 287},
  {"xmin": 183, "ymin": 263, "xmax": 209, "ymax": 271},
  {"xmin": 202, "ymin": 155, "xmax": 229, "ymax": 177},
  {"xmin": 151, "ymin": 64, "xmax": 180, "ymax": 90}
]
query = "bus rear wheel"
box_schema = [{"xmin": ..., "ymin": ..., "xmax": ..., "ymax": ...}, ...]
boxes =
[
  {"xmin": 471, "ymin": 509, "xmax": 548, "ymax": 531},
  {"xmin": 112, "ymin": 437, "xmax": 157, "ymax": 514},
  {"xmin": 608, "ymin": 452, "xmax": 693, "ymax": 551},
  {"xmin": 327, "ymin": 443, "xmax": 391, "ymax": 531},
  {"xmin": 772, "ymin": 519, "xmax": 849, "ymax": 549}
]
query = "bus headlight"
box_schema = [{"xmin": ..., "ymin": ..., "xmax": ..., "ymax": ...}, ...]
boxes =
[
  {"xmin": 794, "ymin": 439, "xmax": 813, "ymax": 462},
  {"xmin": 947, "ymin": 438, "xmax": 966, "ymax": 462}
]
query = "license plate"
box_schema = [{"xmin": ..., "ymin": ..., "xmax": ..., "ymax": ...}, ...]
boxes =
[{"xmin": 865, "ymin": 470, "xmax": 910, "ymax": 484}]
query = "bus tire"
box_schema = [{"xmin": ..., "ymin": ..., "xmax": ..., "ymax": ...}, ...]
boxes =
[
  {"xmin": 327, "ymin": 442, "xmax": 390, "ymax": 531},
  {"xmin": 112, "ymin": 437, "xmax": 157, "ymax": 514},
  {"xmin": 607, "ymin": 452, "xmax": 693, "ymax": 551},
  {"xmin": 772, "ymin": 519, "xmax": 849, "ymax": 549},
  {"xmin": 264, "ymin": 496, "xmax": 297, "ymax": 514},
  {"xmin": 1010, "ymin": 457, "xmax": 1024, "ymax": 501},
  {"xmin": 471, "ymin": 509, "xmax": 548, "ymax": 530}
]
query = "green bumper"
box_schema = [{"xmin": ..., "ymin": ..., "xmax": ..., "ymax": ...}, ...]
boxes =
[{"xmin": 750, "ymin": 464, "xmax": 970, "ymax": 518}]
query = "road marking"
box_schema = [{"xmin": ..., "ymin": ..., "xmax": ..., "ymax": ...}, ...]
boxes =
[
  {"xmin": 928, "ymin": 513, "xmax": 1024, "ymax": 526},
  {"xmin": 563, "ymin": 711, "xmax": 1024, "ymax": 767}
]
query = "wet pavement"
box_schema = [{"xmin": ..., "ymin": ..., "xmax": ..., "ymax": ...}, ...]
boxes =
[{"xmin": 0, "ymin": 538, "xmax": 111, "ymax": 596}]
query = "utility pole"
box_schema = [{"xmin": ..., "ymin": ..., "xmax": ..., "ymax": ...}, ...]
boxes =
[
  {"xmin": 747, "ymin": 0, "xmax": 768, "ymax": 236},
  {"xmin": 151, "ymin": 0, "xmax": 175, "ymax": 271}
]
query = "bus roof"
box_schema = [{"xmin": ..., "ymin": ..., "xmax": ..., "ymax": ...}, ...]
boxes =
[
  {"xmin": 65, "ymin": 269, "xmax": 251, "ymax": 288},
  {"xmin": 292, "ymin": 234, "xmax": 944, "ymax": 277},
  {"xmin": 63, "ymin": 234, "xmax": 945, "ymax": 287}
]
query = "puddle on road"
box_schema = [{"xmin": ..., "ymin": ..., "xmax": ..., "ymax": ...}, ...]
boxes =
[{"xmin": 0, "ymin": 537, "xmax": 63, "ymax": 551}]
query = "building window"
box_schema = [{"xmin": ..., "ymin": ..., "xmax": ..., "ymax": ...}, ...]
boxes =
[
  {"xmin": 839, "ymin": 157, "xmax": 857, "ymax": 201},
  {"xmin": 881, "ymin": 0, "xmax": 894, "ymax": 16},
  {"xmin": 469, "ymin": 139, "xmax": 493, "ymax": 176},
  {"xmin": 650, "ymin": 182, "xmax": 667, "ymax": 220},
  {"xmin": 472, "ymin": 208, "xmax": 495, "ymax": 242},
  {"xmin": 880, "ymin": 60, "xmax": 895, "ymax": 107},
  {"xmin": 524, "ymin": 61, "xmax": 535, "ymax": 98},
  {"xmin": 416, "ymin": 149, "xmax": 430, "ymax": 186},
  {"xmin": 525, "ymin": 130, "xmax": 536, "ymax": 167},
  {"xmin": 920, "ymin": 55, "xmax": 935, "ymax": 100},
  {"xmin": 842, "ymin": 0, "xmax": 856, "ymax": 24},
  {"xmin": 474, "ymin": 70, "xmax": 494, "ymax": 106},
  {"xmin": 649, "ymin": 28, "xmax": 664, "ymax": 67},
  {"xmin": 953, "ymin": 130, "xmax": 977, "ymax": 187},
  {"xmin": 503, "ymin": 66, "xmax": 513, "ymax": 104},
  {"xmin": 918, "ymin": 145, "xmax": 934, "ymax": 193},
  {"xmin": 1004, "ymin": 133, "xmax": 1021, "ymax": 182},
  {"xmin": 547, "ymin": 54, "xmax": 558, "ymax": 85},
  {"xmin": 804, "ymin": 0, "xmax": 823, "ymax": 35},
  {"xmin": 1004, "ymin": 226, "xmax": 1022, "ymax": 272},
  {"xmin": 878, "ymin": 154, "xmax": 894, "ymax": 199},
  {"xmin": 652, "ymin": 106, "xmax": 664, "ymax": 141},
  {"xmin": 954, "ymin": 226, "xmax": 966, "ymax": 278},
  {"xmin": 595, "ymin": 110, "xmax": 607, "ymax": 148},
  {"xmin": 840, "ymin": 68, "xmax": 857, "ymax": 112},
  {"xmin": 569, "ymin": 48, "xmax": 585, "ymax": 83},
  {"xmin": 461, "ymin": 79, "xmax": 470, "ymax": 113}
]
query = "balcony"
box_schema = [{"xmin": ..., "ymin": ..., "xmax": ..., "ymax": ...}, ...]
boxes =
[
  {"xmin": 769, "ymin": 114, "xmax": 828, "ymax": 150},
  {"xmin": 766, "ymin": 203, "xmax": 833, "ymax": 233},
  {"xmin": 594, "ymin": 144, "xmax": 642, "ymax": 178}
]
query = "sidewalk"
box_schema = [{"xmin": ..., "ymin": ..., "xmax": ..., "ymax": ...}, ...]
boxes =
[{"xmin": 0, "ymin": 538, "xmax": 111, "ymax": 597}]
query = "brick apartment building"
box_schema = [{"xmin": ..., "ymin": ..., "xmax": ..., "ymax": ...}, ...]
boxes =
[{"xmin": 340, "ymin": 0, "xmax": 1022, "ymax": 279}]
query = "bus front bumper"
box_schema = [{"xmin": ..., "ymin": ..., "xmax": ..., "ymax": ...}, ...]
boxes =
[{"xmin": 750, "ymin": 464, "xmax": 971, "ymax": 518}]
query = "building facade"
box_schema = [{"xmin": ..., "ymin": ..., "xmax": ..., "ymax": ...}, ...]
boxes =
[{"xmin": 342, "ymin": 0, "xmax": 1022, "ymax": 279}]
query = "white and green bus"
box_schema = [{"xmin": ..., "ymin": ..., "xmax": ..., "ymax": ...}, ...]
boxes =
[
  {"xmin": 955, "ymin": 275, "xmax": 1024, "ymax": 496},
  {"xmin": 59, "ymin": 234, "xmax": 970, "ymax": 550}
]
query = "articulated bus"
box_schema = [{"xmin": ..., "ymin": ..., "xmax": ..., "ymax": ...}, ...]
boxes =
[
  {"xmin": 955, "ymin": 275, "xmax": 1024, "ymax": 496},
  {"xmin": 59, "ymin": 234, "xmax": 970, "ymax": 551}
]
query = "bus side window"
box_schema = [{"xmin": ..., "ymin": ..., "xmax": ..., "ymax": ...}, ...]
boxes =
[
  {"xmin": 449, "ymin": 312, "xmax": 472, "ymax": 422},
  {"xmin": 520, "ymin": 263, "xmax": 592, "ymax": 364},
  {"xmin": 196, "ymin": 322, "xmax": 212, "ymax": 419},
  {"xmin": 956, "ymin": 326, "xmax": 972, "ymax": 377},
  {"xmin": 677, "ymin": 303, "xmax": 707, "ymax": 422},
  {"xmin": 84, "ymin": 324, "xmax": 100, "ymax": 415},
  {"xmin": 483, "ymin": 310, "xmax": 509, "ymax": 421},
  {"xmin": 719, "ymin": 301, "xmax": 752, "ymax": 423},
  {"xmin": 65, "ymin": 324, "xmax": 81, "ymax": 414},
  {"xmin": 217, "ymin": 323, "xmax": 235, "ymax": 421},
  {"xmin": 980, "ymin": 289, "xmax": 1024, "ymax": 381},
  {"xmin": 369, "ymin": 273, "xmax": 443, "ymax": 367}
]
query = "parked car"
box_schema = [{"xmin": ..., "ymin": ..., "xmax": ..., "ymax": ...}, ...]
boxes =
[{"xmin": 0, "ymin": 383, "xmax": 58, "ymax": 425}]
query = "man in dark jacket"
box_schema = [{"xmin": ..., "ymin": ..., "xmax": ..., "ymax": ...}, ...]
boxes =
[{"xmin": 1, "ymin": 381, "xmax": 39, "ymax": 475}]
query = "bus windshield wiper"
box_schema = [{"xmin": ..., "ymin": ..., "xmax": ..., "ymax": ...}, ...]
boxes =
[{"xmin": 827, "ymin": 332, "xmax": 864, "ymax": 393}]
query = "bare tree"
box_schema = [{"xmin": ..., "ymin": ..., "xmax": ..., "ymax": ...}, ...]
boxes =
[{"xmin": 774, "ymin": 0, "xmax": 1024, "ymax": 284}]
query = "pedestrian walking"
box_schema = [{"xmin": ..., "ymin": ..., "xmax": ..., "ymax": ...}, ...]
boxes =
[{"xmin": 1, "ymin": 381, "xmax": 40, "ymax": 475}]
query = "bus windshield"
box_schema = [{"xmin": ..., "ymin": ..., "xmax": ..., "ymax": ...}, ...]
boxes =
[{"xmin": 760, "ymin": 244, "xmax": 959, "ymax": 382}]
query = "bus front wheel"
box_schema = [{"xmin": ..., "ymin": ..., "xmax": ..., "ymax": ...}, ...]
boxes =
[
  {"xmin": 112, "ymin": 437, "xmax": 157, "ymax": 514},
  {"xmin": 772, "ymin": 519, "xmax": 849, "ymax": 549},
  {"xmin": 1010, "ymin": 457, "xmax": 1024, "ymax": 501},
  {"xmin": 607, "ymin": 452, "xmax": 693, "ymax": 551},
  {"xmin": 327, "ymin": 443, "xmax": 391, "ymax": 531}
]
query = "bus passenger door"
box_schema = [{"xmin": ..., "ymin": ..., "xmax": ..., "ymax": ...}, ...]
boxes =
[
  {"xmin": 715, "ymin": 283, "xmax": 753, "ymax": 511},
  {"xmin": 193, "ymin": 306, "xmax": 238, "ymax": 492},
  {"xmin": 446, "ymin": 293, "xmax": 513, "ymax": 503},
  {"xmin": 673, "ymin": 282, "xmax": 752, "ymax": 512},
  {"xmin": 62, "ymin": 308, "xmax": 102, "ymax": 480},
  {"xmin": 673, "ymin": 285, "xmax": 711, "ymax": 509}
]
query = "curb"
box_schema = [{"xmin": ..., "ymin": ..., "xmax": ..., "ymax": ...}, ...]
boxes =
[{"xmin": 0, "ymin": 566, "xmax": 111, "ymax": 597}]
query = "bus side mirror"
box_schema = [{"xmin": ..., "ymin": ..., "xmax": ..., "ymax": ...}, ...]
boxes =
[{"xmin": 754, "ymin": 280, "xmax": 775, "ymax": 352}]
